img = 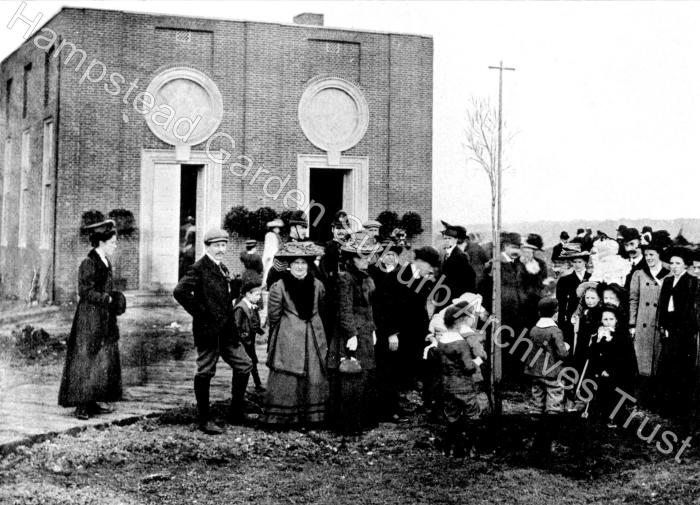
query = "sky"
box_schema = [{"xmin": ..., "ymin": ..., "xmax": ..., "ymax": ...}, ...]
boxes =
[{"xmin": 1, "ymin": 0, "xmax": 699, "ymax": 227}]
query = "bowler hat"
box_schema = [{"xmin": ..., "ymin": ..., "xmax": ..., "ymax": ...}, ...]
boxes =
[
  {"xmin": 621, "ymin": 227, "xmax": 641, "ymax": 243},
  {"xmin": 413, "ymin": 246, "xmax": 440, "ymax": 268},
  {"xmin": 500, "ymin": 232, "xmax": 521, "ymax": 247},
  {"xmin": 203, "ymin": 228, "xmax": 229, "ymax": 245}
]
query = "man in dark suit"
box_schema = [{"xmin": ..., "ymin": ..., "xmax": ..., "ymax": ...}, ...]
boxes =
[
  {"xmin": 174, "ymin": 228, "xmax": 253, "ymax": 434},
  {"xmin": 555, "ymin": 250, "xmax": 591, "ymax": 347},
  {"xmin": 438, "ymin": 225, "xmax": 476, "ymax": 310},
  {"xmin": 622, "ymin": 227, "xmax": 645, "ymax": 290},
  {"xmin": 551, "ymin": 231, "xmax": 570, "ymax": 262}
]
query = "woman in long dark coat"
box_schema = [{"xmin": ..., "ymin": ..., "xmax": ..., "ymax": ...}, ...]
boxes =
[
  {"xmin": 327, "ymin": 233, "xmax": 379, "ymax": 434},
  {"xmin": 261, "ymin": 242, "xmax": 328, "ymax": 428},
  {"xmin": 657, "ymin": 247, "xmax": 699, "ymax": 424},
  {"xmin": 58, "ymin": 220, "xmax": 123, "ymax": 419}
]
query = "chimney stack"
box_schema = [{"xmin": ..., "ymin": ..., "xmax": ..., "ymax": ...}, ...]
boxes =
[{"xmin": 293, "ymin": 13, "xmax": 324, "ymax": 26}]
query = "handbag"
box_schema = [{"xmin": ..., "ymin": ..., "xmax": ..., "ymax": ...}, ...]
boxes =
[{"xmin": 339, "ymin": 356, "xmax": 362, "ymax": 375}]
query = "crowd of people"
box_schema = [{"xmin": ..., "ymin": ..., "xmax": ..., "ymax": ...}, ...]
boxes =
[{"xmin": 59, "ymin": 214, "xmax": 700, "ymax": 459}]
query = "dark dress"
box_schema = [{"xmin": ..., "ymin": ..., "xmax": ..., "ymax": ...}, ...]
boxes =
[
  {"xmin": 585, "ymin": 328, "xmax": 638, "ymax": 422},
  {"xmin": 58, "ymin": 249, "xmax": 122, "ymax": 407},
  {"xmin": 657, "ymin": 273, "xmax": 699, "ymax": 419},
  {"xmin": 327, "ymin": 266, "xmax": 377, "ymax": 434}
]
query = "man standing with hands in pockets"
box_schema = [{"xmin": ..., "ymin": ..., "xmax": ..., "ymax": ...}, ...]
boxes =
[{"xmin": 174, "ymin": 228, "xmax": 253, "ymax": 434}]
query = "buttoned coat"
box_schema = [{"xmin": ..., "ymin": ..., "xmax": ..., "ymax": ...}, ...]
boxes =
[
  {"xmin": 266, "ymin": 277, "xmax": 327, "ymax": 377},
  {"xmin": 173, "ymin": 254, "xmax": 239, "ymax": 348},
  {"xmin": 628, "ymin": 266, "xmax": 669, "ymax": 375},
  {"xmin": 58, "ymin": 249, "xmax": 122, "ymax": 407},
  {"xmin": 328, "ymin": 267, "xmax": 376, "ymax": 370}
]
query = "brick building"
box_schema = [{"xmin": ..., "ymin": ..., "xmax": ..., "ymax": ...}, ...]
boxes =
[{"xmin": 0, "ymin": 7, "xmax": 433, "ymax": 302}]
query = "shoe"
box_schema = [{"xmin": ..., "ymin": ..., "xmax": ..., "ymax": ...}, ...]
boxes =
[
  {"xmin": 198, "ymin": 421, "xmax": 224, "ymax": 435},
  {"xmin": 74, "ymin": 406, "xmax": 90, "ymax": 420},
  {"xmin": 87, "ymin": 402, "xmax": 114, "ymax": 415},
  {"xmin": 226, "ymin": 411, "xmax": 258, "ymax": 425}
]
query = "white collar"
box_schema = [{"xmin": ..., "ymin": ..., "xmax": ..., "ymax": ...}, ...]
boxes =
[
  {"xmin": 437, "ymin": 331, "xmax": 463, "ymax": 344},
  {"xmin": 535, "ymin": 317, "xmax": 557, "ymax": 328},
  {"xmin": 206, "ymin": 253, "xmax": 221, "ymax": 266},
  {"xmin": 445, "ymin": 245, "xmax": 456, "ymax": 257},
  {"xmin": 95, "ymin": 248, "xmax": 109, "ymax": 266},
  {"xmin": 501, "ymin": 252, "xmax": 513, "ymax": 263},
  {"xmin": 574, "ymin": 269, "xmax": 586, "ymax": 280},
  {"xmin": 410, "ymin": 263, "xmax": 421, "ymax": 279},
  {"xmin": 630, "ymin": 255, "xmax": 643, "ymax": 265},
  {"xmin": 243, "ymin": 298, "xmax": 257, "ymax": 310}
]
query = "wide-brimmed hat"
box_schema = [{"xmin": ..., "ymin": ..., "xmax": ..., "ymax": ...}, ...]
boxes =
[
  {"xmin": 267, "ymin": 219, "xmax": 284, "ymax": 228},
  {"xmin": 413, "ymin": 246, "xmax": 440, "ymax": 268},
  {"xmin": 560, "ymin": 249, "xmax": 590, "ymax": 261},
  {"xmin": 642, "ymin": 230, "xmax": 672, "ymax": 254},
  {"xmin": 521, "ymin": 233, "xmax": 544, "ymax": 251},
  {"xmin": 662, "ymin": 246, "xmax": 693, "ymax": 265},
  {"xmin": 341, "ymin": 232, "xmax": 381, "ymax": 256},
  {"xmin": 84, "ymin": 219, "xmax": 116, "ymax": 235},
  {"xmin": 288, "ymin": 218, "xmax": 308, "ymax": 227},
  {"xmin": 275, "ymin": 241, "xmax": 325, "ymax": 259},
  {"xmin": 203, "ymin": 228, "xmax": 229, "ymax": 244},
  {"xmin": 576, "ymin": 280, "xmax": 599, "ymax": 299}
]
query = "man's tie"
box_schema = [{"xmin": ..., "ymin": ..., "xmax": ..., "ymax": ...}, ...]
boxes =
[{"xmin": 219, "ymin": 262, "xmax": 230, "ymax": 279}]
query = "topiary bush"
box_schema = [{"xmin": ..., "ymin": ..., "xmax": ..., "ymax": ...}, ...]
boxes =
[
  {"xmin": 401, "ymin": 211, "xmax": 424, "ymax": 238},
  {"xmin": 247, "ymin": 207, "xmax": 279, "ymax": 240},
  {"xmin": 108, "ymin": 209, "xmax": 136, "ymax": 236},
  {"xmin": 223, "ymin": 205, "xmax": 251, "ymax": 237},
  {"xmin": 376, "ymin": 211, "xmax": 400, "ymax": 240}
]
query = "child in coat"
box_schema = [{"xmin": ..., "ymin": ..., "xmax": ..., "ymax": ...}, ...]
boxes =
[
  {"xmin": 430, "ymin": 301, "xmax": 487, "ymax": 458},
  {"xmin": 233, "ymin": 281, "xmax": 265, "ymax": 392},
  {"xmin": 525, "ymin": 297, "xmax": 569, "ymax": 454},
  {"xmin": 583, "ymin": 304, "xmax": 638, "ymax": 428}
]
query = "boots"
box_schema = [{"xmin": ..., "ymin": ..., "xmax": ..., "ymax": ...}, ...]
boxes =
[
  {"xmin": 228, "ymin": 373, "xmax": 256, "ymax": 424},
  {"xmin": 194, "ymin": 376, "xmax": 223, "ymax": 435}
]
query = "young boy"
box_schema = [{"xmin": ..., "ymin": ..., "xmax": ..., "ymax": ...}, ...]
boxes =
[
  {"xmin": 432, "ymin": 301, "xmax": 486, "ymax": 458},
  {"xmin": 233, "ymin": 281, "xmax": 265, "ymax": 391},
  {"xmin": 524, "ymin": 297, "xmax": 569, "ymax": 454}
]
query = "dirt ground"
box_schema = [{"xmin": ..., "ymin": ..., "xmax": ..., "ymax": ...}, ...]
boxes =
[
  {"xmin": 1, "ymin": 399, "xmax": 699, "ymax": 505},
  {"xmin": 1, "ymin": 302, "xmax": 699, "ymax": 504}
]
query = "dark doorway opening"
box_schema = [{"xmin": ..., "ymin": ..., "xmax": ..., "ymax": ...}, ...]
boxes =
[
  {"xmin": 179, "ymin": 164, "xmax": 200, "ymax": 278},
  {"xmin": 309, "ymin": 168, "xmax": 344, "ymax": 242}
]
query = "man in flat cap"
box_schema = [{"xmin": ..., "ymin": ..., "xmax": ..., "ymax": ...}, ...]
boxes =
[{"xmin": 174, "ymin": 228, "xmax": 253, "ymax": 434}]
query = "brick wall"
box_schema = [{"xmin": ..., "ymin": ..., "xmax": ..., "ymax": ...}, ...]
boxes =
[{"xmin": 0, "ymin": 7, "xmax": 433, "ymax": 301}]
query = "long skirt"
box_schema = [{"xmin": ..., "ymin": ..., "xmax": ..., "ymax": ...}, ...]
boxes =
[
  {"xmin": 328, "ymin": 369, "xmax": 377, "ymax": 435},
  {"xmin": 58, "ymin": 306, "xmax": 122, "ymax": 407}
]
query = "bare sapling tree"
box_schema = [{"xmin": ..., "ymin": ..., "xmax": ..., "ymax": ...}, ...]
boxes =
[{"xmin": 463, "ymin": 96, "xmax": 514, "ymax": 414}]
